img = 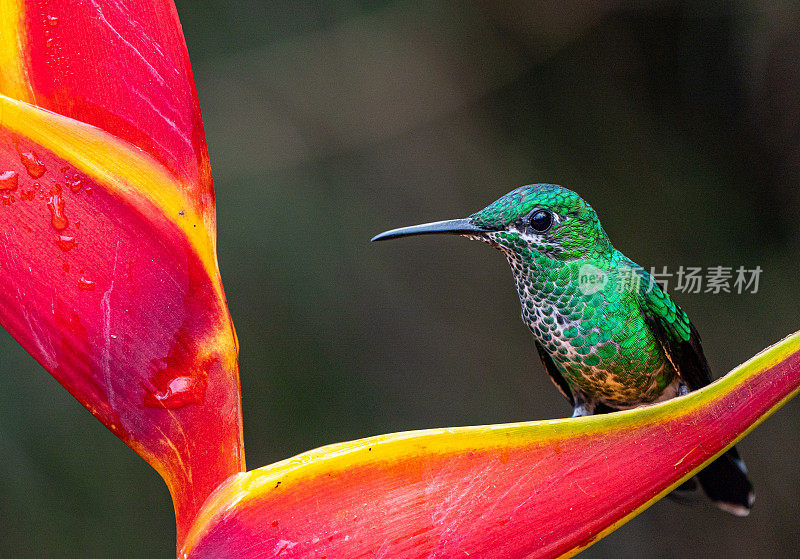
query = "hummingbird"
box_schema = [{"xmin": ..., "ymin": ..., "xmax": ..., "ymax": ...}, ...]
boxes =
[{"xmin": 372, "ymin": 183, "xmax": 753, "ymax": 516}]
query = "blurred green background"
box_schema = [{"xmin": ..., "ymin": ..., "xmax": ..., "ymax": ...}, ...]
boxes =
[{"xmin": 2, "ymin": 1, "xmax": 800, "ymax": 557}]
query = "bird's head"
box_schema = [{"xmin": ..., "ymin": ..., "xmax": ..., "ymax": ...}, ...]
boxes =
[{"xmin": 372, "ymin": 184, "xmax": 612, "ymax": 264}]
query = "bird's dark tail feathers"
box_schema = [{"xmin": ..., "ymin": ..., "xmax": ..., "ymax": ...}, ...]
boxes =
[
  {"xmin": 696, "ymin": 446, "xmax": 754, "ymax": 516},
  {"xmin": 672, "ymin": 445, "xmax": 754, "ymax": 516}
]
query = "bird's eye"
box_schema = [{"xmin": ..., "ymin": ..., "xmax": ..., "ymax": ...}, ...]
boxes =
[{"xmin": 529, "ymin": 210, "xmax": 553, "ymax": 233}]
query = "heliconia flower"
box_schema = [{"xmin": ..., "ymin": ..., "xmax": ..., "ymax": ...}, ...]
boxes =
[
  {"xmin": 0, "ymin": 2, "xmax": 798, "ymax": 559},
  {"xmin": 0, "ymin": 0, "xmax": 243, "ymax": 546}
]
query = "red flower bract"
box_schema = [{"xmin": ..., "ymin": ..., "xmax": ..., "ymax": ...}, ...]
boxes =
[
  {"xmin": 179, "ymin": 332, "xmax": 800, "ymax": 558},
  {"xmin": 0, "ymin": 0, "xmax": 242, "ymax": 547}
]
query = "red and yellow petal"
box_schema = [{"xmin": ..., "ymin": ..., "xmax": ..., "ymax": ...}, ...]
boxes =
[
  {"xmin": 0, "ymin": 0, "xmax": 213, "ymax": 212},
  {"xmin": 0, "ymin": 0, "xmax": 242, "ymax": 548},
  {"xmin": 181, "ymin": 332, "xmax": 800, "ymax": 558}
]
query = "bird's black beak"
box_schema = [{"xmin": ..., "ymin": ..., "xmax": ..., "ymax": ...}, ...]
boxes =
[{"xmin": 371, "ymin": 218, "xmax": 492, "ymax": 242}]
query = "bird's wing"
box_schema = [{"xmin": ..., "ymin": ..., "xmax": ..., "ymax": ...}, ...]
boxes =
[
  {"xmin": 634, "ymin": 266, "xmax": 713, "ymax": 390},
  {"xmin": 534, "ymin": 340, "xmax": 574, "ymax": 402}
]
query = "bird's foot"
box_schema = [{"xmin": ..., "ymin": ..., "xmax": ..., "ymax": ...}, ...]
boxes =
[{"xmin": 571, "ymin": 400, "xmax": 595, "ymax": 417}]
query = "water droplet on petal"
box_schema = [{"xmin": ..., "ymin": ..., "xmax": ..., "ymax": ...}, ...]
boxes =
[
  {"xmin": 78, "ymin": 277, "xmax": 95, "ymax": 290},
  {"xmin": 0, "ymin": 170, "xmax": 18, "ymax": 191},
  {"xmin": 46, "ymin": 15, "xmax": 59, "ymax": 26},
  {"xmin": 18, "ymin": 149, "xmax": 46, "ymax": 178},
  {"xmin": 143, "ymin": 338, "xmax": 214, "ymax": 409},
  {"xmin": 47, "ymin": 184, "xmax": 69, "ymax": 230},
  {"xmin": 143, "ymin": 375, "xmax": 204, "ymax": 409},
  {"xmin": 56, "ymin": 235, "xmax": 76, "ymax": 252},
  {"xmin": 66, "ymin": 173, "xmax": 83, "ymax": 193}
]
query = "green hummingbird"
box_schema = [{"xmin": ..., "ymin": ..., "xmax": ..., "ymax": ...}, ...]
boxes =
[{"xmin": 372, "ymin": 183, "xmax": 753, "ymax": 515}]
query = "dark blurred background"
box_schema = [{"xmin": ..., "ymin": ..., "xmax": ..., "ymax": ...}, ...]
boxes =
[{"xmin": 2, "ymin": 1, "xmax": 800, "ymax": 557}]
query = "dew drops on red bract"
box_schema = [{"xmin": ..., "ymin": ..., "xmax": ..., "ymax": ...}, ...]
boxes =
[
  {"xmin": 17, "ymin": 148, "xmax": 46, "ymax": 179},
  {"xmin": 57, "ymin": 235, "xmax": 76, "ymax": 252},
  {"xmin": 66, "ymin": 172, "xmax": 83, "ymax": 193},
  {"xmin": 0, "ymin": 170, "xmax": 18, "ymax": 191},
  {"xmin": 78, "ymin": 277, "xmax": 95, "ymax": 291},
  {"xmin": 47, "ymin": 184, "xmax": 69, "ymax": 230}
]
